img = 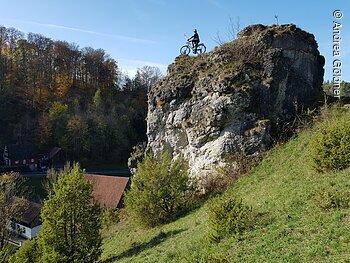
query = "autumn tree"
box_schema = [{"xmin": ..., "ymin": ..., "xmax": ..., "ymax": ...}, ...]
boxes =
[{"xmin": 0, "ymin": 25, "xmax": 158, "ymax": 165}]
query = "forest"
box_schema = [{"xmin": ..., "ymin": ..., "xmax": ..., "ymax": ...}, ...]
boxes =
[{"xmin": 0, "ymin": 25, "xmax": 162, "ymax": 166}]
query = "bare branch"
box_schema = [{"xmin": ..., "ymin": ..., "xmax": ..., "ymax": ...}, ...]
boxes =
[
  {"xmin": 227, "ymin": 16, "xmax": 241, "ymax": 41},
  {"xmin": 210, "ymin": 30, "xmax": 226, "ymax": 46},
  {"xmin": 212, "ymin": 16, "xmax": 241, "ymax": 46}
]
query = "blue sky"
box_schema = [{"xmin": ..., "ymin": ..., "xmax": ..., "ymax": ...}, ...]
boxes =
[{"xmin": 0, "ymin": 0, "xmax": 349, "ymax": 80}]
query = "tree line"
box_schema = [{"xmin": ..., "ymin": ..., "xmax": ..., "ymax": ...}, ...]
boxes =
[
  {"xmin": 323, "ymin": 80, "xmax": 350, "ymax": 97},
  {"xmin": 0, "ymin": 25, "xmax": 162, "ymax": 165}
]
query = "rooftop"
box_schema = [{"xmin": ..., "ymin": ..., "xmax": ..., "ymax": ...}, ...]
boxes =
[{"xmin": 84, "ymin": 174, "xmax": 130, "ymax": 209}]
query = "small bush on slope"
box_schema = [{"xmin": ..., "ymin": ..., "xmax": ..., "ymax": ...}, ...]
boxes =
[
  {"xmin": 202, "ymin": 152, "xmax": 261, "ymax": 195},
  {"xmin": 313, "ymin": 189, "xmax": 350, "ymax": 210},
  {"xmin": 208, "ymin": 195, "xmax": 255, "ymax": 242},
  {"xmin": 125, "ymin": 152, "xmax": 197, "ymax": 227},
  {"xmin": 310, "ymin": 118, "xmax": 350, "ymax": 172}
]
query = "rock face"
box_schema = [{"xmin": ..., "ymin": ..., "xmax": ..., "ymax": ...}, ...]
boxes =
[{"xmin": 146, "ymin": 24, "xmax": 324, "ymax": 177}]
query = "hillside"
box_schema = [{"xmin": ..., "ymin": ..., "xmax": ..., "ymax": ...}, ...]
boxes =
[
  {"xmin": 101, "ymin": 106, "xmax": 350, "ymax": 262},
  {"xmin": 0, "ymin": 25, "xmax": 161, "ymax": 167},
  {"xmin": 145, "ymin": 24, "xmax": 324, "ymax": 177}
]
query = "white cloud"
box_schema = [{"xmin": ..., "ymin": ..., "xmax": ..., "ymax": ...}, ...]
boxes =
[{"xmin": 14, "ymin": 20, "xmax": 157, "ymax": 44}]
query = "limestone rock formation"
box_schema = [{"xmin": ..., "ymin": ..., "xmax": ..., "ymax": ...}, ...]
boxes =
[{"xmin": 145, "ymin": 24, "xmax": 324, "ymax": 177}]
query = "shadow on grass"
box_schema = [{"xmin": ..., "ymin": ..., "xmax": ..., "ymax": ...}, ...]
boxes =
[{"xmin": 100, "ymin": 228, "xmax": 186, "ymax": 263}]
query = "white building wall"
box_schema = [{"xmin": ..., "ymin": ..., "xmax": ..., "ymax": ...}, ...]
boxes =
[
  {"xmin": 29, "ymin": 225, "xmax": 42, "ymax": 239},
  {"xmin": 8, "ymin": 222, "xmax": 42, "ymax": 239},
  {"xmin": 21, "ymin": 225, "xmax": 32, "ymax": 239}
]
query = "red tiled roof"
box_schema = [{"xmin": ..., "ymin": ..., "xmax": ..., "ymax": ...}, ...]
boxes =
[{"xmin": 84, "ymin": 174, "xmax": 129, "ymax": 209}]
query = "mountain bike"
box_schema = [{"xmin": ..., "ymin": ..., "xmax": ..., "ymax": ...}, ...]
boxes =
[{"xmin": 180, "ymin": 40, "xmax": 206, "ymax": 55}]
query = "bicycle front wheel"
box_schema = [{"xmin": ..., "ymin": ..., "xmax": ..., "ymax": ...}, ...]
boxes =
[
  {"xmin": 180, "ymin": 45, "xmax": 191, "ymax": 55},
  {"xmin": 196, "ymin": 44, "xmax": 206, "ymax": 54}
]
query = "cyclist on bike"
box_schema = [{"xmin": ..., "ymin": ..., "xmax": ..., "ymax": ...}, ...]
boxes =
[{"xmin": 188, "ymin": 29, "xmax": 200, "ymax": 53}]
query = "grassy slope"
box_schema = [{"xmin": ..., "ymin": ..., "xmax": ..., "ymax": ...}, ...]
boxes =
[{"xmin": 101, "ymin": 107, "xmax": 350, "ymax": 263}]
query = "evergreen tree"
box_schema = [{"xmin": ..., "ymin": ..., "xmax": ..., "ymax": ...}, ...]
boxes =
[
  {"xmin": 125, "ymin": 153, "xmax": 195, "ymax": 227},
  {"xmin": 39, "ymin": 164, "xmax": 102, "ymax": 262}
]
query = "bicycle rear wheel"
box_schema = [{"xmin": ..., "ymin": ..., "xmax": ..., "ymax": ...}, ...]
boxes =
[
  {"xmin": 180, "ymin": 45, "xmax": 191, "ymax": 55},
  {"xmin": 196, "ymin": 43, "xmax": 206, "ymax": 54}
]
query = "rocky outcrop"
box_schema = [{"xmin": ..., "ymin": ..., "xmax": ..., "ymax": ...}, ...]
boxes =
[{"xmin": 146, "ymin": 24, "xmax": 324, "ymax": 177}]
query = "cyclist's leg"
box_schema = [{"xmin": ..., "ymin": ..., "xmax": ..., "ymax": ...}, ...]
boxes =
[{"xmin": 194, "ymin": 41, "xmax": 199, "ymax": 53}]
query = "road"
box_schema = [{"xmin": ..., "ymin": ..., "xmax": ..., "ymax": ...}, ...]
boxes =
[{"xmin": 20, "ymin": 169, "xmax": 131, "ymax": 178}]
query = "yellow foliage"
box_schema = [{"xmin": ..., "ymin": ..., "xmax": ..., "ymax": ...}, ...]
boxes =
[{"xmin": 55, "ymin": 75, "xmax": 73, "ymax": 98}]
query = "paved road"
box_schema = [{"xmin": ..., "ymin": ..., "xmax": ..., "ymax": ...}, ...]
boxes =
[
  {"xmin": 21, "ymin": 169, "xmax": 131, "ymax": 178},
  {"xmin": 20, "ymin": 172, "xmax": 47, "ymax": 178},
  {"xmin": 85, "ymin": 170, "xmax": 131, "ymax": 176}
]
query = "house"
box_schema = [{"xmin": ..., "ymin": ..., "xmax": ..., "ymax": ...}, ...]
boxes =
[
  {"xmin": 3, "ymin": 144, "xmax": 39, "ymax": 171},
  {"xmin": 1, "ymin": 144, "xmax": 66, "ymax": 172},
  {"xmin": 9, "ymin": 198, "xmax": 42, "ymax": 240},
  {"xmin": 84, "ymin": 174, "xmax": 130, "ymax": 209},
  {"xmin": 48, "ymin": 147, "xmax": 66, "ymax": 168}
]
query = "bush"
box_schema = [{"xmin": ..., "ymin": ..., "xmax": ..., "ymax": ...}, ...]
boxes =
[
  {"xmin": 125, "ymin": 152, "xmax": 196, "ymax": 227},
  {"xmin": 208, "ymin": 195, "xmax": 254, "ymax": 242},
  {"xmin": 202, "ymin": 152, "xmax": 260, "ymax": 195},
  {"xmin": 310, "ymin": 120, "xmax": 350, "ymax": 172},
  {"xmin": 9, "ymin": 238, "xmax": 41, "ymax": 263},
  {"xmin": 313, "ymin": 189, "xmax": 350, "ymax": 210},
  {"xmin": 1, "ymin": 245, "xmax": 17, "ymax": 263},
  {"xmin": 101, "ymin": 208, "xmax": 120, "ymax": 229}
]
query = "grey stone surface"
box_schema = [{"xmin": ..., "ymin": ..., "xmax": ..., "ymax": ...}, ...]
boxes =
[{"xmin": 145, "ymin": 24, "xmax": 324, "ymax": 177}]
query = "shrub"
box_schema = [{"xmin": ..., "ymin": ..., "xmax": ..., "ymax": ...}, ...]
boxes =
[
  {"xmin": 310, "ymin": 119, "xmax": 350, "ymax": 172},
  {"xmin": 208, "ymin": 195, "xmax": 254, "ymax": 242},
  {"xmin": 101, "ymin": 208, "xmax": 120, "ymax": 229},
  {"xmin": 125, "ymin": 152, "xmax": 196, "ymax": 227},
  {"xmin": 1, "ymin": 245, "xmax": 17, "ymax": 263},
  {"xmin": 313, "ymin": 189, "xmax": 350, "ymax": 210},
  {"xmin": 9, "ymin": 238, "xmax": 42, "ymax": 263},
  {"xmin": 202, "ymin": 152, "xmax": 260, "ymax": 195}
]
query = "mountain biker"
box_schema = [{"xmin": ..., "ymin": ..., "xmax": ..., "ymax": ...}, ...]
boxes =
[{"xmin": 188, "ymin": 29, "xmax": 200, "ymax": 52}]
